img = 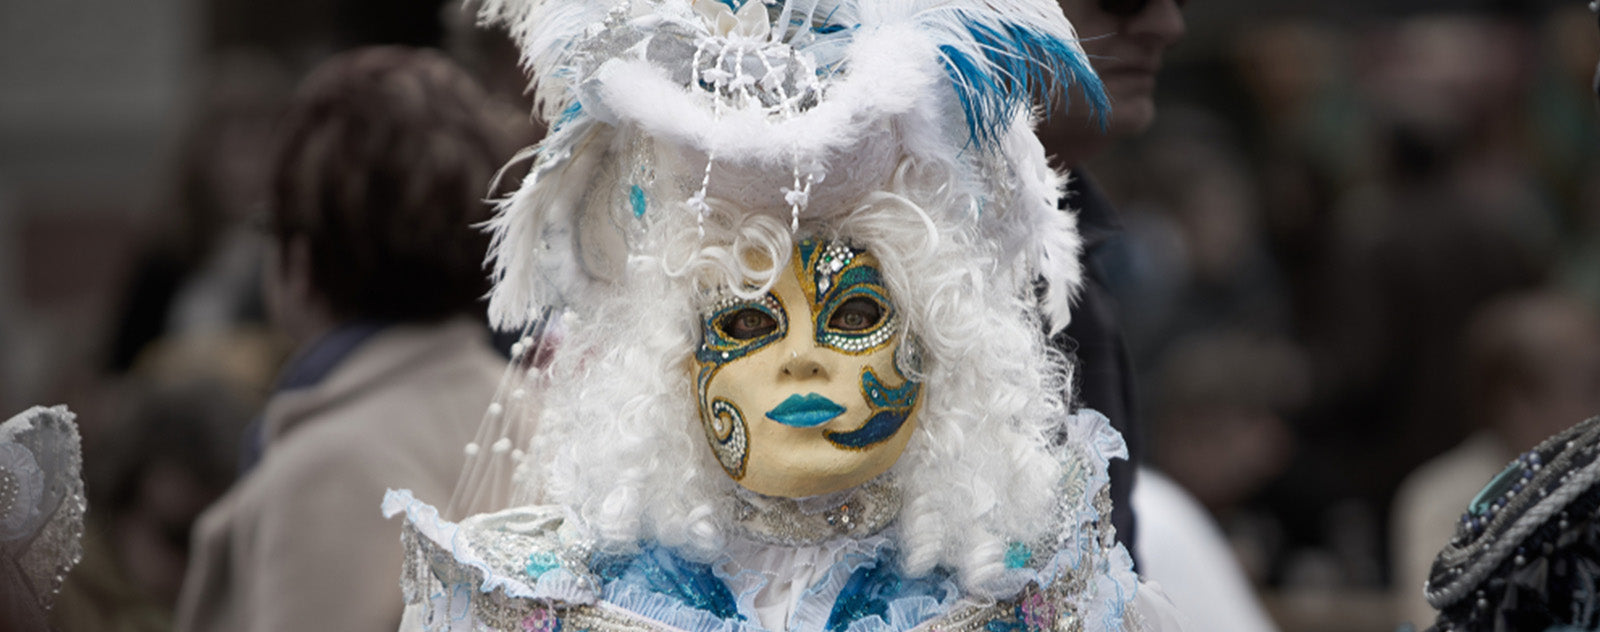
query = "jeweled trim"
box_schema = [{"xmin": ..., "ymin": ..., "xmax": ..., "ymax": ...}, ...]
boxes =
[{"xmin": 730, "ymin": 476, "xmax": 903, "ymax": 546}]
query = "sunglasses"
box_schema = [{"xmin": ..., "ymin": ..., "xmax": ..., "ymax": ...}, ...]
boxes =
[{"xmin": 1097, "ymin": 0, "xmax": 1188, "ymax": 19}]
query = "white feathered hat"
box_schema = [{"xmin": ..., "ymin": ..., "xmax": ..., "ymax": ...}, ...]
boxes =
[{"xmin": 480, "ymin": 0, "xmax": 1107, "ymax": 332}]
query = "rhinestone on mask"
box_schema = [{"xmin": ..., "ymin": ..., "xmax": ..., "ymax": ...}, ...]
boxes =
[{"xmin": 815, "ymin": 242, "xmax": 857, "ymax": 294}]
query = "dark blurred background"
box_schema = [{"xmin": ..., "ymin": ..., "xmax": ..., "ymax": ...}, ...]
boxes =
[{"xmin": 1, "ymin": 0, "xmax": 1597, "ymax": 630}]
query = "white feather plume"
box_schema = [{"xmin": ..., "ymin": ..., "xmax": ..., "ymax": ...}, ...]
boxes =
[{"xmin": 476, "ymin": 0, "xmax": 1104, "ymax": 330}]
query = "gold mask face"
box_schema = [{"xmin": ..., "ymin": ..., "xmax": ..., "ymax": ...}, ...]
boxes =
[{"xmin": 693, "ymin": 240, "xmax": 923, "ymax": 497}]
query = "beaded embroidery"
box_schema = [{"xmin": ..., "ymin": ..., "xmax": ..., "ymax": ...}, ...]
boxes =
[
  {"xmin": 1426, "ymin": 416, "xmax": 1600, "ymax": 621},
  {"xmin": 731, "ymin": 476, "xmax": 902, "ymax": 546},
  {"xmin": 387, "ymin": 431, "xmax": 1135, "ymax": 632},
  {"xmin": 0, "ymin": 406, "xmax": 85, "ymax": 618}
]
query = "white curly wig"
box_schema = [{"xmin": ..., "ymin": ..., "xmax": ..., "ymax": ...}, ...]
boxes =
[{"xmin": 494, "ymin": 155, "xmax": 1075, "ymax": 596}]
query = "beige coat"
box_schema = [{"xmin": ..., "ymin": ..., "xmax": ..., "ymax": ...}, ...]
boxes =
[{"xmin": 176, "ymin": 318, "xmax": 503, "ymax": 632}]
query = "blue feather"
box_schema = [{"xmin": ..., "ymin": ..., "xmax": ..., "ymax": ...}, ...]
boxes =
[
  {"xmin": 812, "ymin": 4, "xmax": 849, "ymax": 34},
  {"xmin": 937, "ymin": 13, "xmax": 1109, "ymax": 146}
]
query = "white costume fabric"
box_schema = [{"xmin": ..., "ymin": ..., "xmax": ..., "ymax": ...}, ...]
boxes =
[
  {"xmin": 388, "ymin": 1, "xmax": 1183, "ymax": 631},
  {"xmin": 1132, "ymin": 468, "xmax": 1274, "ymax": 632}
]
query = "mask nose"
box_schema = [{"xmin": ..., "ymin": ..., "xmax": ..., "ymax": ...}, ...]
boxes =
[{"xmin": 780, "ymin": 349, "xmax": 827, "ymax": 380}]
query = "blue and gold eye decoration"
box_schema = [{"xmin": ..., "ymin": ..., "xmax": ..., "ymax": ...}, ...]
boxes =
[
  {"xmin": 796, "ymin": 238, "xmax": 924, "ymax": 451},
  {"xmin": 797, "ymin": 239, "xmax": 899, "ymax": 355},
  {"xmin": 696, "ymin": 293, "xmax": 787, "ymax": 365},
  {"xmin": 695, "ymin": 292, "xmax": 787, "ymax": 480}
]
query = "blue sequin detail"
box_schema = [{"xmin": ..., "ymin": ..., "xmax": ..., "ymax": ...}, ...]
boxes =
[
  {"xmin": 986, "ymin": 614, "xmax": 1027, "ymax": 632},
  {"xmin": 630, "ymin": 185, "xmax": 647, "ymax": 218},
  {"xmin": 1005, "ymin": 543, "xmax": 1033, "ymax": 569},
  {"xmin": 713, "ymin": 0, "xmax": 746, "ymax": 10},
  {"xmin": 826, "ymin": 554, "xmax": 951, "ymax": 632},
  {"xmin": 593, "ymin": 546, "xmax": 744, "ymax": 621},
  {"xmin": 449, "ymin": 582, "xmax": 473, "ymax": 619},
  {"xmin": 526, "ymin": 552, "xmax": 563, "ymax": 577}
]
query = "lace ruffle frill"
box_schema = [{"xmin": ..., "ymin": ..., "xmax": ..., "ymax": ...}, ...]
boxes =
[{"xmin": 1, "ymin": 405, "xmax": 86, "ymax": 622}]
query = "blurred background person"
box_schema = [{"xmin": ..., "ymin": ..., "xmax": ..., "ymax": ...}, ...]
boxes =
[
  {"xmin": 1043, "ymin": 0, "xmax": 1190, "ymax": 568},
  {"xmin": 1417, "ymin": 415, "xmax": 1600, "ymax": 631},
  {"xmin": 1391, "ymin": 291, "xmax": 1600, "ymax": 626},
  {"xmin": 1138, "ymin": 333, "xmax": 1306, "ymax": 632},
  {"xmin": 102, "ymin": 52, "xmax": 294, "ymax": 378},
  {"xmin": 1047, "ymin": 4, "xmax": 1288, "ymax": 627},
  {"xmin": 173, "ymin": 47, "xmax": 515, "ymax": 632}
]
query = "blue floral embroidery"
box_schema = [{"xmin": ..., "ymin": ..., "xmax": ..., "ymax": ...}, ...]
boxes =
[
  {"xmin": 986, "ymin": 616, "xmax": 1027, "ymax": 632},
  {"xmin": 593, "ymin": 546, "xmax": 744, "ymax": 621},
  {"xmin": 826, "ymin": 554, "xmax": 951, "ymax": 632}
]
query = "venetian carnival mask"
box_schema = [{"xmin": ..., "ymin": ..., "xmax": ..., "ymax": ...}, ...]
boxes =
[{"xmin": 695, "ymin": 239, "xmax": 923, "ymax": 498}]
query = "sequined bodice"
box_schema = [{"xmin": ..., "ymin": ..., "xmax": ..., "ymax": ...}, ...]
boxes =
[
  {"xmin": 389, "ymin": 481, "xmax": 1124, "ymax": 632},
  {"xmin": 391, "ymin": 493, "xmax": 1116, "ymax": 632},
  {"xmin": 385, "ymin": 412, "xmax": 1147, "ymax": 632}
]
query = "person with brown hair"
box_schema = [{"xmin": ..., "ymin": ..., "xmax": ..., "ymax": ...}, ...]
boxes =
[{"xmin": 175, "ymin": 46, "xmax": 515, "ymax": 632}]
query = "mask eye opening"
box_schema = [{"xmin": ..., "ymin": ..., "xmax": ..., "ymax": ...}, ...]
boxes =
[
  {"xmin": 826, "ymin": 295, "xmax": 887, "ymax": 333},
  {"xmin": 717, "ymin": 306, "xmax": 780, "ymax": 340}
]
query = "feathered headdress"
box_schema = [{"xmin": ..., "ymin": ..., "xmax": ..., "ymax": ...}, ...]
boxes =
[{"xmin": 478, "ymin": 0, "xmax": 1106, "ymax": 334}]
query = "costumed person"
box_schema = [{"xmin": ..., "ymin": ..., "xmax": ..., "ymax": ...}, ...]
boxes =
[
  {"xmin": 1418, "ymin": 10, "xmax": 1600, "ymax": 625},
  {"xmin": 175, "ymin": 48, "xmax": 515, "ymax": 632},
  {"xmin": 385, "ymin": 1, "xmax": 1187, "ymax": 631},
  {"xmin": 1393, "ymin": 291, "xmax": 1600, "ymax": 627},
  {"xmin": 1422, "ymin": 415, "xmax": 1600, "ymax": 631},
  {"xmin": 1, "ymin": 406, "xmax": 86, "ymax": 631}
]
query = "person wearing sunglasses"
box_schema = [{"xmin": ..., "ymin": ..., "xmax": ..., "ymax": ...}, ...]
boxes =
[
  {"xmin": 1052, "ymin": 0, "xmax": 1188, "ymax": 148},
  {"xmin": 1039, "ymin": 2, "xmax": 1281, "ymax": 631},
  {"xmin": 1039, "ymin": 0, "xmax": 1188, "ymax": 570}
]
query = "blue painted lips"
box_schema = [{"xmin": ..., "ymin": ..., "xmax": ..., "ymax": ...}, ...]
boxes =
[{"xmin": 765, "ymin": 394, "xmax": 846, "ymax": 428}]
